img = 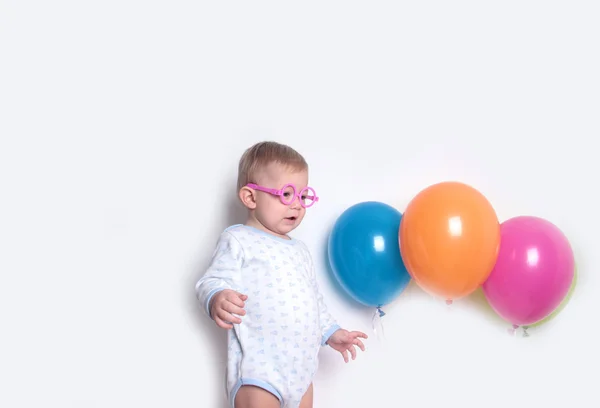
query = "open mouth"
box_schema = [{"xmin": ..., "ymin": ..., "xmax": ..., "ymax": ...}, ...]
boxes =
[{"xmin": 285, "ymin": 216, "xmax": 297, "ymax": 221}]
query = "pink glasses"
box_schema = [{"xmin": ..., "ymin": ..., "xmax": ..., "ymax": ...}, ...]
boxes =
[{"xmin": 246, "ymin": 183, "xmax": 319, "ymax": 208}]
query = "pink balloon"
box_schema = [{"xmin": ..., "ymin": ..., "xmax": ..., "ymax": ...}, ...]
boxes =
[{"xmin": 482, "ymin": 216, "xmax": 575, "ymax": 327}]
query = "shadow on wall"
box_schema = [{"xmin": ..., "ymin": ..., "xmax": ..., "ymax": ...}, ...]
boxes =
[{"xmin": 185, "ymin": 178, "xmax": 247, "ymax": 408}]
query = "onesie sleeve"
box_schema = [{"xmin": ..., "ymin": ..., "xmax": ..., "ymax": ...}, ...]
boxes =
[
  {"xmin": 195, "ymin": 230, "xmax": 245, "ymax": 319},
  {"xmin": 305, "ymin": 246, "xmax": 341, "ymax": 346}
]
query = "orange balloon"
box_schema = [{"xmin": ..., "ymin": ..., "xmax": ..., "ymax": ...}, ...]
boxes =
[{"xmin": 399, "ymin": 181, "xmax": 500, "ymax": 301}]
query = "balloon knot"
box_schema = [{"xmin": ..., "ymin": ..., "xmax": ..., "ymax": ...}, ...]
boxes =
[
  {"xmin": 376, "ymin": 306, "xmax": 385, "ymax": 317},
  {"xmin": 445, "ymin": 299, "xmax": 453, "ymax": 305}
]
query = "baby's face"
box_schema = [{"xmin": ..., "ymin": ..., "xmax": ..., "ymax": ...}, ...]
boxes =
[{"xmin": 254, "ymin": 163, "xmax": 309, "ymax": 238}]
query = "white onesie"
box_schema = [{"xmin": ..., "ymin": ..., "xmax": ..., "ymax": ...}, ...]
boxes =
[{"xmin": 195, "ymin": 224, "xmax": 340, "ymax": 408}]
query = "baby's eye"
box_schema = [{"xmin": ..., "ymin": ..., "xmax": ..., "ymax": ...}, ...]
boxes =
[
  {"xmin": 283, "ymin": 192, "xmax": 292, "ymax": 198},
  {"xmin": 301, "ymin": 195, "xmax": 307, "ymax": 200}
]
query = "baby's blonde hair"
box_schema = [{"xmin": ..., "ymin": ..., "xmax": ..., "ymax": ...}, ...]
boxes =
[{"xmin": 237, "ymin": 141, "xmax": 308, "ymax": 191}]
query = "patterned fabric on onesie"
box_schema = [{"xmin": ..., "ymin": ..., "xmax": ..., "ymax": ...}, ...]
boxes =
[{"xmin": 196, "ymin": 224, "xmax": 340, "ymax": 408}]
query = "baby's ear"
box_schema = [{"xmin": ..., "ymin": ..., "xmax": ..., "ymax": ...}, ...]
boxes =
[{"xmin": 238, "ymin": 186, "xmax": 257, "ymax": 209}]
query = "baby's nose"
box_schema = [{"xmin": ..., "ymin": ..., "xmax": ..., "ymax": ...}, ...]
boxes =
[{"xmin": 290, "ymin": 197, "xmax": 301, "ymax": 208}]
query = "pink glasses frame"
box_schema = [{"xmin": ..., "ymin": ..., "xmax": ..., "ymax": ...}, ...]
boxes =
[{"xmin": 246, "ymin": 183, "xmax": 319, "ymax": 208}]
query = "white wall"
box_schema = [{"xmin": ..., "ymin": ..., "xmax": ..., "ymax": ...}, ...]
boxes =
[{"xmin": 1, "ymin": 1, "xmax": 599, "ymax": 407}]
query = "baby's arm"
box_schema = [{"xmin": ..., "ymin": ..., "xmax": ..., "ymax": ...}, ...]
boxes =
[
  {"xmin": 302, "ymin": 245, "xmax": 368, "ymax": 361},
  {"xmin": 195, "ymin": 230, "xmax": 245, "ymax": 326},
  {"xmin": 305, "ymin": 249, "xmax": 341, "ymax": 345}
]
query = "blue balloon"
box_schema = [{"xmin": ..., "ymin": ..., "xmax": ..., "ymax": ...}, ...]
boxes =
[{"xmin": 327, "ymin": 201, "xmax": 411, "ymax": 307}]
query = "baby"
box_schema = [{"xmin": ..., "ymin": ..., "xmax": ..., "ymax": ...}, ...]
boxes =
[{"xmin": 195, "ymin": 141, "xmax": 367, "ymax": 408}]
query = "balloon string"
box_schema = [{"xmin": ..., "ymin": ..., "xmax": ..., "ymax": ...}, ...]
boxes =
[
  {"xmin": 507, "ymin": 324, "xmax": 531, "ymax": 337},
  {"xmin": 372, "ymin": 306, "xmax": 386, "ymax": 340}
]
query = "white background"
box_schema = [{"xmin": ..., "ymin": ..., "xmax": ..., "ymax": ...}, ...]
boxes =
[{"xmin": 1, "ymin": 1, "xmax": 598, "ymax": 407}]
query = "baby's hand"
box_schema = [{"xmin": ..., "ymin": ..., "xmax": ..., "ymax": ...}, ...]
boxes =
[
  {"xmin": 326, "ymin": 329, "xmax": 368, "ymax": 363},
  {"xmin": 210, "ymin": 289, "xmax": 248, "ymax": 329}
]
